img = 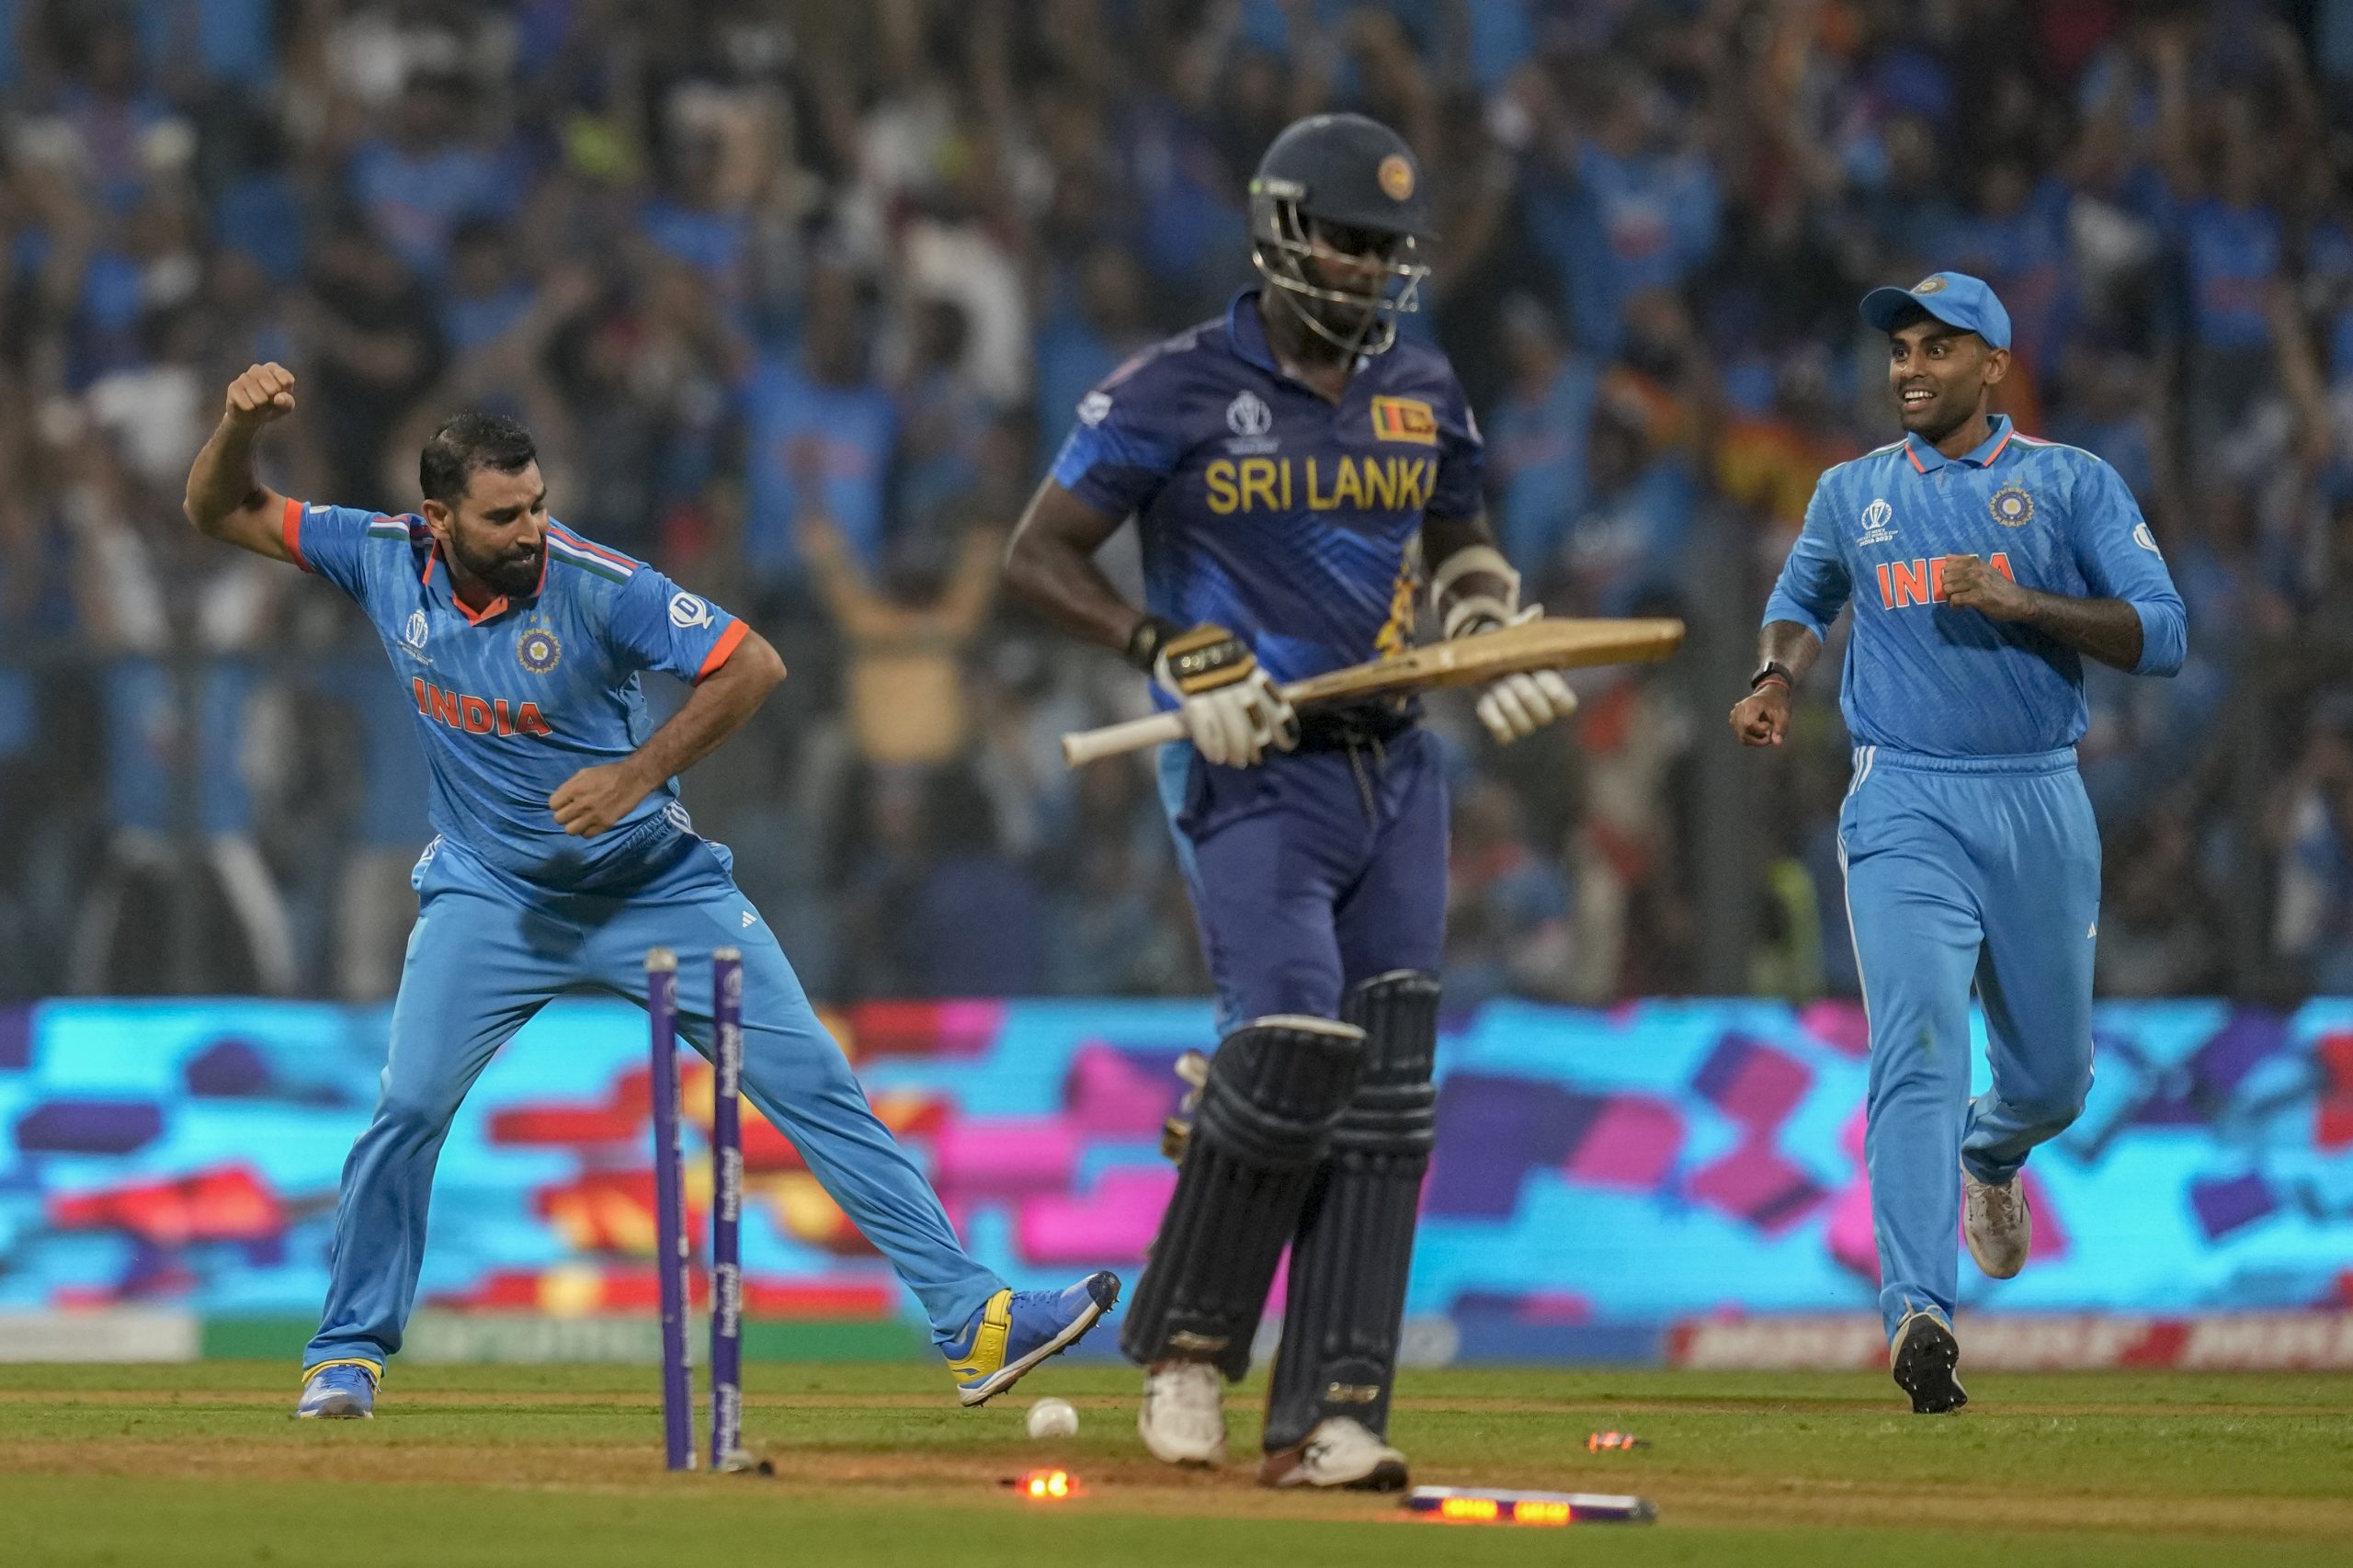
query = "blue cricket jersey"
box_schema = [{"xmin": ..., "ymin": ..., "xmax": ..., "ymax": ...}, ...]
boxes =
[
  {"xmin": 1764, "ymin": 415, "xmax": 2188, "ymax": 757},
  {"xmin": 1048, "ymin": 290, "xmax": 1484, "ymax": 694},
  {"xmin": 281, "ymin": 497, "xmax": 747, "ymax": 892}
]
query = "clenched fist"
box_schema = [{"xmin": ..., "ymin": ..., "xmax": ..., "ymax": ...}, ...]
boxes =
[
  {"xmin": 1939, "ymin": 553, "xmax": 2034, "ymax": 621},
  {"xmin": 550, "ymin": 760, "xmax": 657, "ymax": 838},
  {"xmin": 224, "ymin": 362, "xmax": 298, "ymax": 430},
  {"xmin": 1730, "ymin": 681, "xmax": 1791, "ymax": 746}
]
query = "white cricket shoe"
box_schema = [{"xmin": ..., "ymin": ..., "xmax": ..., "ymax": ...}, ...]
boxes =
[
  {"xmin": 1257, "ymin": 1416, "xmax": 1410, "ymax": 1491},
  {"xmin": 1962, "ymin": 1161, "xmax": 2030, "ymax": 1279},
  {"xmin": 1138, "ymin": 1358, "xmax": 1226, "ymax": 1466}
]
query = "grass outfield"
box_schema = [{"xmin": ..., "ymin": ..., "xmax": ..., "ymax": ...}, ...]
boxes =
[{"xmin": 4, "ymin": 1363, "xmax": 2349, "ymax": 1565}]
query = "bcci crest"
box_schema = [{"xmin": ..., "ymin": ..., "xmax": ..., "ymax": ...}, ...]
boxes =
[
  {"xmin": 1989, "ymin": 486, "xmax": 2035, "ymax": 528},
  {"xmin": 517, "ymin": 625, "xmax": 563, "ymax": 675}
]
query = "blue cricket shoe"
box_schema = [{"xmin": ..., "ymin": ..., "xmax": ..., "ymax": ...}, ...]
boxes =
[
  {"xmin": 943, "ymin": 1271, "xmax": 1120, "ymax": 1406},
  {"xmin": 295, "ymin": 1359, "xmax": 380, "ymax": 1419}
]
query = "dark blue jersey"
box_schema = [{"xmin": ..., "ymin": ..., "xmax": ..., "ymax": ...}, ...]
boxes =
[{"xmin": 1050, "ymin": 290, "xmax": 1483, "ymax": 689}]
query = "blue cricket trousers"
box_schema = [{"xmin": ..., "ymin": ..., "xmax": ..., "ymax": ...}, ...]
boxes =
[
  {"xmin": 1837, "ymin": 744, "xmax": 2099, "ymax": 1338},
  {"xmin": 1157, "ymin": 722, "xmax": 1449, "ymax": 1030},
  {"xmin": 303, "ymin": 835, "xmax": 1001, "ymax": 1372}
]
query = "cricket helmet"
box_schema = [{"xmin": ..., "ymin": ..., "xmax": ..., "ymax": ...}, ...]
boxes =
[{"xmin": 1248, "ymin": 113, "xmax": 1432, "ymax": 357}]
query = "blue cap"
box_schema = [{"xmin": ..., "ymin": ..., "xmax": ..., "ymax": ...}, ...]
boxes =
[{"xmin": 1859, "ymin": 271, "xmax": 2011, "ymax": 350}]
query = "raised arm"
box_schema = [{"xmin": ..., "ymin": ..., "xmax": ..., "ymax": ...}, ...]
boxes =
[{"xmin": 183, "ymin": 363, "xmax": 301, "ymax": 563}]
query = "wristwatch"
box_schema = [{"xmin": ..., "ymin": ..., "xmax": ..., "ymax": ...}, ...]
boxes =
[{"xmin": 1749, "ymin": 659, "xmax": 1794, "ymax": 692}]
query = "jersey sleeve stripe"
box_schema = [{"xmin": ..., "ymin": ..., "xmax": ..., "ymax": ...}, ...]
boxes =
[
  {"xmin": 548, "ymin": 542, "xmax": 631, "ymax": 583},
  {"xmin": 693, "ymin": 619, "xmax": 749, "ymax": 685},
  {"xmin": 281, "ymin": 496, "xmax": 312, "ymax": 573},
  {"xmin": 547, "ymin": 525, "xmax": 640, "ymax": 573}
]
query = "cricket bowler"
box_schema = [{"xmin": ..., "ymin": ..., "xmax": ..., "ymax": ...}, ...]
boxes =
[
  {"xmin": 1006, "ymin": 113, "xmax": 1579, "ymax": 1487},
  {"xmin": 1730, "ymin": 273, "xmax": 2188, "ymax": 1411},
  {"xmin": 184, "ymin": 368, "xmax": 1116, "ymax": 1419}
]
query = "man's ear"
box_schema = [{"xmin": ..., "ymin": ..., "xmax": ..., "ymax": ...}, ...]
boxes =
[
  {"xmin": 1982, "ymin": 346, "xmax": 2011, "ymax": 389},
  {"xmin": 421, "ymin": 498, "xmax": 452, "ymax": 535}
]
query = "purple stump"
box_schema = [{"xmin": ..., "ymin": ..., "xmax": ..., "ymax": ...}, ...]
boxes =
[
  {"xmin": 710, "ymin": 948, "xmax": 745, "ymax": 1470},
  {"xmin": 647, "ymin": 949, "xmax": 694, "ymax": 1471}
]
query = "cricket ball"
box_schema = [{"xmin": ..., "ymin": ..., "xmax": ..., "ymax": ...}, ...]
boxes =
[{"xmin": 1025, "ymin": 1397, "xmax": 1080, "ymax": 1439}]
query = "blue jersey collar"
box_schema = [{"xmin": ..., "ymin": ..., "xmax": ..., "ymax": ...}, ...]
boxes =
[
  {"xmin": 1225, "ymin": 289, "xmax": 1372, "ymax": 386},
  {"xmin": 1226, "ymin": 290, "xmax": 1281, "ymax": 376},
  {"xmin": 1904, "ymin": 413, "xmax": 2015, "ymax": 474},
  {"xmin": 421, "ymin": 536, "xmax": 548, "ymax": 624}
]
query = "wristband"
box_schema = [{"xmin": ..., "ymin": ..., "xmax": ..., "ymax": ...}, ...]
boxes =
[
  {"xmin": 1749, "ymin": 660, "xmax": 1794, "ymax": 692},
  {"xmin": 1125, "ymin": 614, "xmax": 1183, "ymax": 673}
]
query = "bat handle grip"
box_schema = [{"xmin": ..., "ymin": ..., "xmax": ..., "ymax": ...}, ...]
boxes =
[{"xmin": 1061, "ymin": 710, "xmax": 1189, "ymax": 767}]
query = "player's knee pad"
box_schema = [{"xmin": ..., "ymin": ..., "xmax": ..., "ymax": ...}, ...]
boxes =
[
  {"xmin": 1120, "ymin": 1014, "xmax": 1366, "ymax": 1381},
  {"xmin": 1263, "ymin": 970, "xmax": 1438, "ymax": 1451}
]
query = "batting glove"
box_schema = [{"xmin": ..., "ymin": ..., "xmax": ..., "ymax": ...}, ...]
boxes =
[
  {"xmin": 1462, "ymin": 606, "xmax": 1578, "ymax": 745},
  {"xmin": 1153, "ymin": 622, "xmax": 1298, "ymax": 767}
]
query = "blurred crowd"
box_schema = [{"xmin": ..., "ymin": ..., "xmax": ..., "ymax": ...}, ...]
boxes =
[{"xmin": 4, "ymin": 0, "xmax": 2353, "ymax": 1004}]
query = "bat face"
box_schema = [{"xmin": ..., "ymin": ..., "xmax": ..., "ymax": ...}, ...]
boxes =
[
  {"xmin": 1060, "ymin": 617, "xmax": 1685, "ymax": 767},
  {"xmin": 1307, "ymin": 617, "xmax": 1686, "ymax": 700}
]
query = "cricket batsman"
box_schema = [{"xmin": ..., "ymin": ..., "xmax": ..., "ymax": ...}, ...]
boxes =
[
  {"xmin": 1730, "ymin": 273, "xmax": 2187, "ymax": 1411},
  {"xmin": 185, "ymin": 368, "xmax": 1116, "ymax": 1420},
  {"xmin": 1006, "ymin": 113, "xmax": 1578, "ymax": 1487}
]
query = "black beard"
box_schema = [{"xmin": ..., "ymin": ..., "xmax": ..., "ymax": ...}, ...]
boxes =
[{"xmin": 453, "ymin": 539, "xmax": 543, "ymax": 597}]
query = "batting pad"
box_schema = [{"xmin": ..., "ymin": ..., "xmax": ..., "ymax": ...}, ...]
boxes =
[
  {"xmin": 1120, "ymin": 1015, "xmax": 1366, "ymax": 1380},
  {"xmin": 1262, "ymin": 970, "xmax": 1440, "ymax": 1451}
]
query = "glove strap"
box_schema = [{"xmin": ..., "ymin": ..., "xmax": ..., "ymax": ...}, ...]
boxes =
[{"xmin": 1160, "ymin": 625, "xmax": 1256, "ymax": 694}]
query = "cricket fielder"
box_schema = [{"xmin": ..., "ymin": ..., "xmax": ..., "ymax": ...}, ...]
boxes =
[
  {"xmin": 1730, "ymin": 274, "xmax": 2187, "ymax": 1411},
  {"xmin": 185, "ymin": 368, "xmax": 1115, "ymax": 1419},
  {"xmin": 1006, "ymin": 114, "xmax": 1578, "ymax": 1487}
]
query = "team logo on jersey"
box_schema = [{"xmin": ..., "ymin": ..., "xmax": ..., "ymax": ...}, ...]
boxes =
[
  {"xmin": 1857, "ymin": 498, "xmax": 1898, "ymax": 546},
  {"xmin": 1076, "ymin": 391, "xmax": 1112, "ymax": 426},
  {"xmin": 668, "ymin": 592, "xmax": 713, "ymax": 630},
  {"xmin": 2134, "ymin": 522, "xmax": 2162, "ymax": 555},
  {"xmin": 402, "ymin": 609, "xmax": 428, "ymax": 653},
  {"xmin": 1912, "ymin": 275, "xmax": 1948, "ymax": 294},
  {"xmin": 1370, "ymin": 396, "xmax": 1438, "ymax": 445},
  {"xmin": 1378, "ymin": 154, "xmax": 1415, "ymax": 202},
  {"xmin": 1989, "ymin": 485, "xmax": 2035, "ymax": 528},
  {"xmin": 517, "ymin": 626, "xmax": 563, "ymax": 675}
]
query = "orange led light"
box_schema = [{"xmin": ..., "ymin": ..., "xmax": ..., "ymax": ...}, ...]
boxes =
[
  {"xmin": 1438, "ymin": 1497, "xmax": 1499, "ymax": 1521},
  {"xmin": 1018, "ymin": 1469, "xmax": 1076, "ymax": 1501},
  {"xmin": 1512, "ymin": 1501, "xmax": 1573, "ymax": 1526}
]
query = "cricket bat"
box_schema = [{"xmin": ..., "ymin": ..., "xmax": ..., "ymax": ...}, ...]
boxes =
[{"xmin": 1060, "ymin": 616, "xmax": 1684, "ymax": 767}]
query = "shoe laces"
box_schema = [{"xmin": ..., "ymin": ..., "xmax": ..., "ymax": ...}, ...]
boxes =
[
  {"xmin": 1974, "ymin": 1175, "xmax": 2021, "ymax": 1226},
  {"xmin": 1145, "ymin": 1361, "xmax": 1222, "ymax": 1434}
]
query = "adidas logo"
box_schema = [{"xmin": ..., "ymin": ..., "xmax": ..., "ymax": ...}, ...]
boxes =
[{"xmin": 741, "ymin": 910, "xmax": 757, "ymax": 927}]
